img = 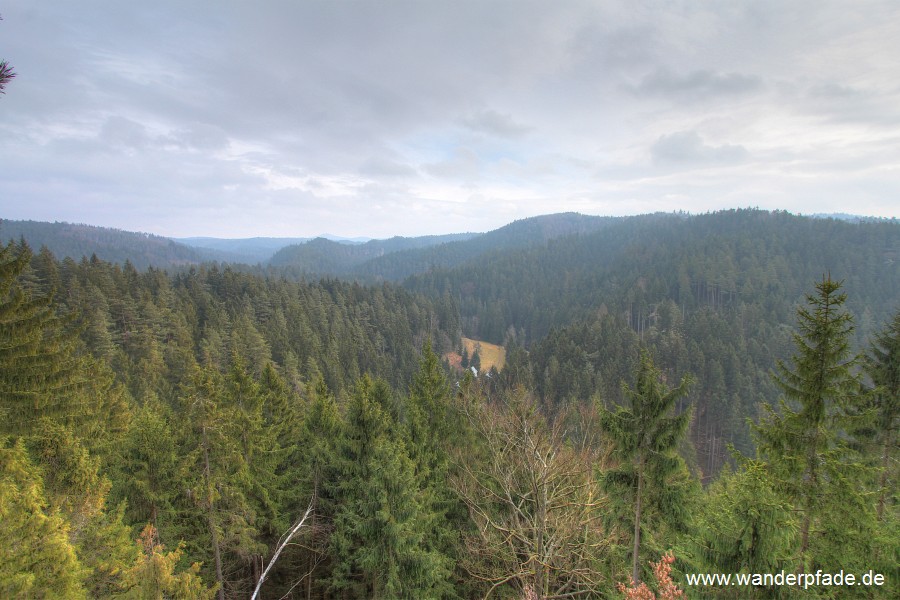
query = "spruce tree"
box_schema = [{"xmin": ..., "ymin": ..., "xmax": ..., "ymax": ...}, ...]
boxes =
[
  {"xmin": 1, "ymin": 241, "xmax": 138, "ymax": 595},
  {"xmin": 0, "ymin": 241, "xmax": 87, "ymax": 435},
  {"xmin": 0, "ymin": 438, "xmax": 88, "ymax": 598},
  {"xmin": 281, "ymin": 367, "xmax": 342, "ymax": 598},
  {"xmin": 221, "ymin": 354, "xmax": 287, "ymax": 590},
  {"xmin": 404, "ymin": 343, "xmax": 461, "ymax": 596},
  {"xmin": 598, "ymin": 349, "xmax": 694, "ymax": 585},
  {"xmin": 754, "ymin": 275, "xmax": 870, "ymax": 572},
  {"xmin": 120, "ymin": 524, "xmax": 217, "ymax": 600},
  {"xmin": 295, "ymin": 372, "xmax": 342, "ymax": 599},
  {"xmin": 471, "ymin": 347, "xmax": 481, "ymax": 372},
  {"xmin": 865, "ymin": 308, "xmax": 900, "ymax": 522},
  {"xmin": 176, "ymin": 364, "xmax": 260, "ymax": 600},
  {"xmin": 331, "ymin": 375, "xmax": 450, "ymax": 598},
  {"xmin": 113, "ymin": 396, "xmax": 179, "ymax": 537},
  {"xmin": 691, "ymin": 458, "xmax": 796, "ymax": 579}
]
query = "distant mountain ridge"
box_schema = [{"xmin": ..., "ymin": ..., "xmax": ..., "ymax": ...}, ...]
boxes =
[
  {"xmin": 404, "ymin": 208, "xmax": 900, "ymax": 345},
  {"xmin": 809, "ymin": 212, "xmax": 897, "ymax": 223},
  {"xmin": 1, "ymin": 220, "xmax": 379, "ymax": 268},
  {"xmin": 268, "ymin": 232, "xmax": 480, "ymax": 275},
  {"xmin": 8, "ymin": 212, "xmax": 896, "ymax": 282},
  {"xmin": 269, "ymin": 212, "xmax": 617, "ymax": 281},
  {"xmin": 174, "ymin": 236, "xmax": 313, "ymax": 263},
  {"xmin": 0, "ymin": 219, "xmax": 212, "ymax": 269},
  {"xmin": 174, "ymin": 234, "xmax": 374, "ymax": 263}
]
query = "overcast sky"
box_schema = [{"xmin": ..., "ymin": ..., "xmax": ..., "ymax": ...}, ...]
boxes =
[{"xmin": 1, "ymin": 1, "xmax": 899, "ymax": 238}]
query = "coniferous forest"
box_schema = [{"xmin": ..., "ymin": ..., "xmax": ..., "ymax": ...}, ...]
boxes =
[{"xmin": 2, "ymin": 209, "xmax": 899, "ymax": 599}]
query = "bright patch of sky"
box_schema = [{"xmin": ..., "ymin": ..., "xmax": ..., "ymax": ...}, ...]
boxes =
[{"xmin": 1, "ymin": 0, "xmax": 899, "ymax": 238}]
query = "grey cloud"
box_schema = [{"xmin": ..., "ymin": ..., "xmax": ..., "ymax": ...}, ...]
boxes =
[
  {"xmin": 809, "ymin": 83, "xmax": 860, "ymax": 99},
  {"xmin": 100, "ymin": 116, "xmax": 150, "ymax": 150},
  {"xmin": 463, "ymin": 110, "xmax": 532, "ymax": 138},
  {"xmin": 798, "ymin": 81, "xmax": 900, "ymax": 127},
  {"xmin": 423, "ymin": 148, "xmax": 480, "ymax": 179},
  {"xmin": 358, "ymin": 156, "xmax": 418, "ymax": 178},
  {"xmin": 634, "ymin": 68, "xmax": 762, "ymax": 97},
  {"xmin": 779, "ymin": 81, "xmax": 900, "ymax": 127},
  {"xmin": 569, "ymin": 23, "xmax": 658, "ymax": 71},
  {"xmin": 652, "ymin": 131, "xmax": 749, "ymax": 165},
  {"xmin": 170, "ymin": 124, "xmax": 230, "ymax": 152}
]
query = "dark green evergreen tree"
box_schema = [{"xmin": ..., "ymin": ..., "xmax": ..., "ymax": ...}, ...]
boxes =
[
  {"xmin": 404, "ymin": 343, "xmax": 462, "ymax": 595},
  {"xmin": 331, "ymin": 375, "xmax": 451, "ymax": 598},
  {"xmin": 471, "ymin": 346, "xmax": 482, "ymax": 372},
  {"xmin": 176, "ymin": 364, "xmax": 260, "ymax": 600},
  {"xmin": 598, "ymin": 349, "xmax": 694, "ymax": 584},
  {"xmin": 0, "ymin": 241, "xmax": 87, "ymax": 435},
  {"xmin": 754, "ymin": 275, "xmax": 871, "ymax": 572},
  {"xmin": 865, "ymin": 308, "xmax": 900, "ymax": 522},
  {"xmin": 290, "ymin": 371, "xmax": 341, "ymax": 599},
  {"xmin": 113, "ymin": 396, "xmax": 180, "ymax": 538},
  {"xmin": 690, "ymin": 458, "xmax": 796, "ymax": 586}
]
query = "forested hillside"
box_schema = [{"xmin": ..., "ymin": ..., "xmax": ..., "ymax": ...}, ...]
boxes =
[
  {"xmin": 407, "ymin": 209, "xmax": 899, "ymax": 473},
  {"xmin": 0, "ymin": 219, "xmax": 218, "ymax": 268},
  {"xmin": 39, "ymin": 250, "xmax": 460, "ymax": 396},
  {"xmin": 270, "ymin": 213, "xmax": 614, "ymax": 282},
  {"xmin": 175, "ymin": 236, "xmax": 313, "ymax": 264},
  {"xmin": 2, "ymin": 210, "xmax": 898, "ymax": 598},
  {"xmin": 407, "ymin": 210, "xmax": 898, "ymax": 345},
  {"xmin": 268, "ymin": 232, "xmax": 476, "ymax": 276}
]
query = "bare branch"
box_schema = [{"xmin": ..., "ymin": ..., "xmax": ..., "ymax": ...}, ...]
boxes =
[{"xmin": 250, "ymin": 501, "xmax": 314, "ymax": 600}]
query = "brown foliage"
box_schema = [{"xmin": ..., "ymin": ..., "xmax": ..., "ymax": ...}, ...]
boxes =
[{"xmin": 617, "ymin": 552, "xmax": 684, "ymax": 600}]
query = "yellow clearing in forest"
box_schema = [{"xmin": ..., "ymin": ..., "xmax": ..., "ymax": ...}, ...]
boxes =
[{"xmin": 461, "ymin": 337, "xmax": 505, "ymax": 372}]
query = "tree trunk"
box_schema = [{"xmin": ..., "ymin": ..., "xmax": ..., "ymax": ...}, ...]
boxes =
[
  {"xmin": 203, "ymin": 425, "xmax": 226, "ymax": 600},
  {"xmin": 799, "ymin": 435, "xmax": 819, "ymax": 571},
  {"xmin": 535, "ymin": 480, "xmax": 547, "ymax": 598},
  {"xmin": 632, "ymin": 459, "xmax": 644, "ymax": 585},
  {"xmin": 877, "ymin": 429, "xmax": 894, "ymax": 522},
  {"xmin": 307, "ymin": 476, "xmax": 318, "ymax": 600}
]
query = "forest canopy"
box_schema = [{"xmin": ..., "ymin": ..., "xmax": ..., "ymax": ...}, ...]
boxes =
[{"xmin": 2, "ymin": 209, "xmax": 898, "ymax": 598}]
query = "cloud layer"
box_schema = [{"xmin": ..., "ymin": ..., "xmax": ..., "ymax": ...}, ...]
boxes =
[{"xmin": 1, "ymin": 0, "xmax": 899, "ymax": 237}]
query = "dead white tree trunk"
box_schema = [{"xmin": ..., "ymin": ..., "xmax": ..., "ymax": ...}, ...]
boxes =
[{"xmin": 250, "ymin": 502, "xmax": 314, "ymax": 600}]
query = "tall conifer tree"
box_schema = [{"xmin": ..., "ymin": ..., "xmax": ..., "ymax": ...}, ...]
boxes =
[
  {"xmin": 865, "ymin": 309, "xmax": 900, "ymax": 522},
  {"xmin": 0, "ymin": 241, "xmax": 86, "ymax": 434},
  {"xmin": 598, "ymin": 349, "xmax": 694, "ymax": 584},
  {"xmin": 405, "ymin": 343, "xmax": 461, "ymax": 595},
  {"xmin": 755, "ymin": 275, "xmax": 870, "ymax": 571},
  {"xmin": 0, "ymin": 438, "xmax": 88, "ymax": 598},
  {"xmin": 176, "ymin": 364, "xmax": 260, "ymax": 600},
  {"xmin": 331, "ymin": 375, "xmax": 450, "ymax": 598}
]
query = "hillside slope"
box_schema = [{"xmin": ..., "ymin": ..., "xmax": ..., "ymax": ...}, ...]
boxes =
[
  {"xmin": 0, "ymin": 219, "xmax": 212, "ymax": 269},
  {"xmin": 268, "ymin": 212, "xmax": 618, "ymax": 281},
  {"xmin": 405, "ymin": 209, "xmax": 899, "ymax": 474},
  {"xmin": 268, "ymin": 232, "xmax": 479, "ymax": 275}
]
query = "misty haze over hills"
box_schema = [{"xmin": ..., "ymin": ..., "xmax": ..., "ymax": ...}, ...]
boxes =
[{"xmin": 2, "ymin": 211, "xmax": 895, "ymax": 273}]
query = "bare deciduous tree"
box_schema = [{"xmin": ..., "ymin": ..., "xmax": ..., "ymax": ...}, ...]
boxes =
[{"xmin": 452, "ymin": 385, "xmax": 608, "ymax": 599}]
